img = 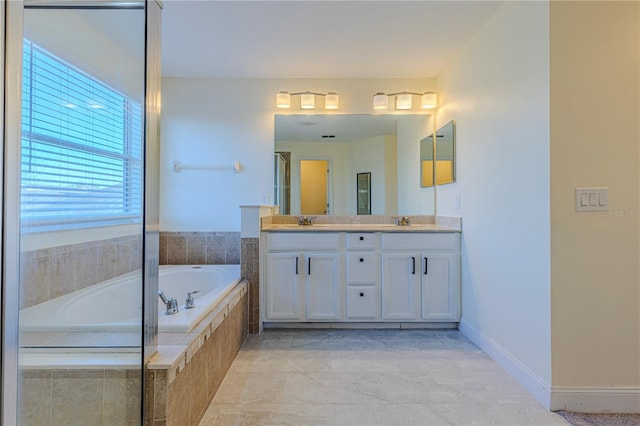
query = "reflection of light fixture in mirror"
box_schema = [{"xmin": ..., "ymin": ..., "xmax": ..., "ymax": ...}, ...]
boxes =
[
  {"xmin": 276, "ymin": 91, "xmax": 340, "ymax": 110},
  {"xmin": 373, "ymin": 91, "xmax": 438, "ymax": 110}
]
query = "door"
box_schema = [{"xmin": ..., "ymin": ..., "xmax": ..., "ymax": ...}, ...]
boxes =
[
  {"xmin": 300, "ymin": 159, "xmax": 329, "ymax": 214},
  {"xmin": 421, "ymin": 253, "xmax": 460, "ymax": 321},
  {"xmin": 381, "ymin": 253, "xmax": 420, "ymax": 320},
  {"xmin": 305, "ymin": 253, "xmax": 341, "ymax": 320},
  {"xmin": 265, "ymin": 253, "xmax": 303, "ymax": 320}
]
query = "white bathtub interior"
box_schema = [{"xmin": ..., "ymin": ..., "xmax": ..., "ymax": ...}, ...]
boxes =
[{"xmin": 19, "ymin": 264, "xmax": 242, "ymax": 337}]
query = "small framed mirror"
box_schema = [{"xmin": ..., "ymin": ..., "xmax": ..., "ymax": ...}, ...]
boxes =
[
  {"xmin": 420, "ymin": 120, "xmax": 456, "ymax": 187},
  {"xmin": 356, "ymin": 172, "xmax": 371, "ymax": 215}
]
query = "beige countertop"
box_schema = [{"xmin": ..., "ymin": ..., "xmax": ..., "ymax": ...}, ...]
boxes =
[{"xmin": 261, "ymin": 223, "xmax": 461, "ymax": 233}]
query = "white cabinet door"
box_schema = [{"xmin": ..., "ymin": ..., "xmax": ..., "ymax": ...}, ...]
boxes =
[
  {"xmin": 305, "ymin": 253, "xmax": 341, "ymax": 320},
  {"xmin": 265, "ymin": 252, "xmax": 303, "ymax": 320},
  {"xmin": 381, "ymin": 253, "xmax": 420, "ymax": 320},
  {"xmin": 421, "ymin": 252, "xmax": 460, "ymax": 321}
]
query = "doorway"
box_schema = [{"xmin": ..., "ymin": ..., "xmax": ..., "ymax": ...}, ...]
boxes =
[{"xmin": 300, "ymin": 159, "xmax": 330, "ymax": 215}]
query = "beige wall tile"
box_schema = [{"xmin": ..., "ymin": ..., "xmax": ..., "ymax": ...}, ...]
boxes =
[
  {"xmin": 51, "ymin": 370, "xmax": 104, "ymax": 426},
  {"xmin": 104, "ymin": 370, "xmax": 142, "ymax": 426},
  {"xmin": 19, "ymin": 370, "xmax": 51, "ymax": 425}
]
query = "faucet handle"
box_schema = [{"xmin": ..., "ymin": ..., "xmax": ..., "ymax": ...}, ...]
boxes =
[{"xmin": 185, "ymin": 290, "xmax": 199, "ymax": 309}]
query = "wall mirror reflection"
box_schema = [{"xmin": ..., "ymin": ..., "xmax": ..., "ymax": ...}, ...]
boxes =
[
  {"xmin": 274, "ymin": 114, "xmax": 434, "ymax": 216},
  {"xmin": 420, "ymin": 120, "xmax": 456, "ymax": 187}
]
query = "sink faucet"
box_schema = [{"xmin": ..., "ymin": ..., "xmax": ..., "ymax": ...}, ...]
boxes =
[
  {"xmin": 185, "ymin": 290, "xmax": 200, "ymax": 309},
  {"xmin": 392, "ymin": 216, "xmax": 413, "ymax": 226},
  {"xmin": 158, "ymin": 290, "xmax": 179, "ymax": 315},
  {"xmin": 297, "ymin": 216, "xmax": 315, "ymax": 226}
]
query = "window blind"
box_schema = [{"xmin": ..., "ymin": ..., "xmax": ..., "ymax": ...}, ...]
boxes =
[{"xmin": 21, "ymin": 40, "xmax": 142, "ymax": 230}]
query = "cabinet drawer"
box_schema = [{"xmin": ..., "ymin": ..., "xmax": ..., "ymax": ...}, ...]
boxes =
[
  {"xmin": 346, "ymin": 233, "xmax": 378, "ymax": 250},
  {"xmin": 346, "ymin": 286, "xmax": 379, "ymax": 320},
  {"xmin": 382, "ymin": 233, "xmax": 459, "ymax": 251},
  {"xmin": 346, "ymin": 253, "xmax": 378, "ymax": 284},
  {"xmin": 267, "ymin": 232, "xmax": 341, "ymax": 251}
]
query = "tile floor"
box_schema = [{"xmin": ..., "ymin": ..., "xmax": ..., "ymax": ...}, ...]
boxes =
[{"xmin": 199, "ymin": 329, "xmax": 568, "ymax": 426}]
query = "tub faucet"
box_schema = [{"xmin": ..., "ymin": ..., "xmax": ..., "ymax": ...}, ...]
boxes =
[
  {"xmin": 185, "ymin": 290, "xmax": 200, "ymax": 309},
  {"xmin": 158, "ymin": 290, "xmax": 179, "ymax": 315}
]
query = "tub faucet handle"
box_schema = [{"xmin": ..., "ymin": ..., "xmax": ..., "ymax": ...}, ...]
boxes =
[
  {"xmin": 185, "ymin": 290, "xmax": 200, "ymax": 309},
  {"xmin": 158, "ymin": 291, "xmax": 179, "ymax": 315}
]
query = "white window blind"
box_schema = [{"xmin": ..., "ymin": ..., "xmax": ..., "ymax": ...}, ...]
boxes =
[{"xmin": 21, "ymin": 40, "xmax": 142, "ymax": 230}]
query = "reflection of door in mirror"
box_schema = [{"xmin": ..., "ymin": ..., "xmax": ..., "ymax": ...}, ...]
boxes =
[
  {"xmin": 300, "ymin": 160, "xmax": 329, "ymax": 214},
  {"xmin": 420, "ymin": 120, "xmax": 456, "ymax": 186},
  {"xmin": 357, "ymin": 172, "xmax": 371, "ymax": 215},
  {"xmin": 274, "ymin": 152, "xmax": 290, "ymax": 214}
]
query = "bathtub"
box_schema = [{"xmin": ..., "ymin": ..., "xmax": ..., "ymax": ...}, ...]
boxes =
[{"xmin": 19, "ymin": 264, "xmax": 241, "ymax": 333}]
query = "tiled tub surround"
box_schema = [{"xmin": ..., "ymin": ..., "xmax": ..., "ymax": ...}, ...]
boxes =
[
  {"xmin": 20, "ymin": 235, "xmax": 142, "ymax": 309},
  {"xmin": 159, "ymin": 231, "xmax": 240, "ymax": 265},
  {"xmin": 20, "ymin": 367, "xmax": 141, "ymax": 425},
  {"xmin": 146, "ymin": 280, "xmax": 249, "ymax": 426},
  {"xmin": 241, "ymin": 237, "xmax": 260, "ymax": 334}
]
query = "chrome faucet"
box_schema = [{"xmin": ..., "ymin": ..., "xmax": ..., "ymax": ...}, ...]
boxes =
[
  {"xmin": 158, "ymin": 290, "xmax": 179, "ymax": 315},
  {"xmin": 392, "ymin": 216, "xmax": 413, "ymax": 226},
  {"xmin": 297, "ymin": 216, "xmax": 315, "ymax": 226},
  {"xmin": 185, "ymin": 290, "xmax": 200, "ymax": 309}
]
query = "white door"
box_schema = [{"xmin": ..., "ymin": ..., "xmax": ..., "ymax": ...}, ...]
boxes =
[
  {"xmin": 265, "ymin": 253, "xmax": 303, "ymax": 320},
  {"xmin": 381, "ymin": 253, "xmax": 420, "ymax": 320},
  {"xmin": 421, "ymin": 252, "xmax": 460, "ymax": 321},
  {"xmin": 305, "ymin": 253, "xmax": 341, "ymax": 320}
]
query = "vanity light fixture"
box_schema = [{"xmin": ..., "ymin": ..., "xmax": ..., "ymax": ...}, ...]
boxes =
[
  {"xmin": 372, "ymin": 91, "xmax": 438, "ymax": 110},
  {"xmin": 275, "ymin": 91, "xmax": 340, "ymax": 110}
]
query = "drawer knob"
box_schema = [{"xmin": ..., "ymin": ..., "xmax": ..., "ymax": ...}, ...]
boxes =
[
  {"xmin": 359, "ymin": 236, "xmax": 364, "ymax": 241},
  {"xmin": 359, "ymin": 292, "xmax": 364, "ymax": 297},
  {"xmin": 359, "ymin": 258, "xmax": 364, "ymax": 262}
]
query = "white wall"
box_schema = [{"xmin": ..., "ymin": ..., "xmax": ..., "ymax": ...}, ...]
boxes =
[
  {"xmin": 436, "ymin": 0, "xmax": 552, "ymax": 404},
  {"xmin": 549, "ymin": 1, "xmax": 639, "ymax": 410},
  {"xmin": 161, "ymin": 78, "xmax": 435, "ymax": 231}
]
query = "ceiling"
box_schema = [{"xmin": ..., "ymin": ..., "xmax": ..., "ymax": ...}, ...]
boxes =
[
  {"xmin": 161, "ymin": 1, "xmax": 504, "ymax": 79},
  {"xmin": 275, "ymin": 114, "xmax": 407, "ymax": 143}
]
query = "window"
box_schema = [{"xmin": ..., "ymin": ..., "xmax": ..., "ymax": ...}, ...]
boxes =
[{"xmin": 21, "ymin": 40, "xmax": 142, "ymax": 230}]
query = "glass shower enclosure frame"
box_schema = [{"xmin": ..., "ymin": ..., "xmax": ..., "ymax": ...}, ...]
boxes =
[{"xmin": 0, "ymin": 1, "xmax": 161, "ymax": 424}]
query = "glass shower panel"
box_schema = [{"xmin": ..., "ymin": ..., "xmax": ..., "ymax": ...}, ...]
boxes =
[{"xmin": 18, "ymin": 6, "xmax": 145, "ymax": 425}]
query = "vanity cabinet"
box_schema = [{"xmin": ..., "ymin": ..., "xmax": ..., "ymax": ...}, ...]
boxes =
[
  {"xmin": 262, "ymin": 229, "xmax": 460, "ymax": 325},
  {"xmin": 265, "ymin": 233, "xmax": 342, "ymax": 321},
  {"xmin": 381, "ymin": 233, "xmax": 460, "ymax": 322}
]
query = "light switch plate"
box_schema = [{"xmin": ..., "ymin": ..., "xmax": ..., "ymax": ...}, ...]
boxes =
[{"xmin": 576, "ymin": 187, "xmax": 608, "ymax": 211}]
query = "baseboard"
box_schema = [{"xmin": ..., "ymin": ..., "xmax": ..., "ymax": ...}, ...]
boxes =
[
  {"xmin": 551, "ymin": 387, "xmax": 640, "ymax": 413},
  {"xmin": 458, "ymin": 318, "xmax": 552, "ymax": 409}
]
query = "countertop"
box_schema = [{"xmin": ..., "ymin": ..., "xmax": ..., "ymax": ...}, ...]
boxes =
[{"xmin": 261, "ymin": 223, "xmax": 461, "ymax": 233}]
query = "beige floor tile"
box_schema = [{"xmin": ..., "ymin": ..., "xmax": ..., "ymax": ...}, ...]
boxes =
[{"xmin": 199, "ymin": 330, "xmax": 569, "ymax": 426}]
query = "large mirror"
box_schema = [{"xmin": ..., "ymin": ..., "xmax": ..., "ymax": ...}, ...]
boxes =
[
  {"xmin": 420, "ymin": 120, "xmax": 456, "ymax": 187},
  {"xmin": 275, "ymin": 114, "xmax": 434, "ymax": 216}
]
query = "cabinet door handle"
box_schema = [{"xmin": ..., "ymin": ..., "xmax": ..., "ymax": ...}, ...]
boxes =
[
  {"xmin": 411, "ymin": 257, "xmax": 416, "ymax": 275},
  {"xmin": 359, "ymin": 292, "xmax": 364, "ymax": 297},
  {"xmin": 295, "ymin": 256, "xmax": 299, "ymax": 275},
  {"xmin": 359, "ymin": 258, "xmax": 364, "ymax": 262},
  {"xmin": 308, "ymin": 257, "xmax": 311, "ymax": 275},
  {"xmin": 359, "ymin": 236, "xmax": 364, "ymax": 241},
  {"xmin": 424, "ymin": 257, "xmax": 428, "ymax": 275}
]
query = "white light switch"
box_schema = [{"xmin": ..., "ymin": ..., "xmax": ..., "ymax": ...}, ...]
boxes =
[{"xmin": 576, "ymin": 187, "xmax": 608, "ymax": 211}]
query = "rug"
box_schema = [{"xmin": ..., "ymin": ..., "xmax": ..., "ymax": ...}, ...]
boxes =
[{"xmin": 557, "ymin": 410, "xmax": 640, "ymax": 426}]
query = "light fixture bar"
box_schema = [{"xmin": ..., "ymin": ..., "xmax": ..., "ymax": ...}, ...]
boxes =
[
  {"xmin": 372, "ymin": 91, "xmax": 438, "ymax": 110},
  {"xmin": 275, "ymin": 90, "xmax": 339, "ymax": 110}
]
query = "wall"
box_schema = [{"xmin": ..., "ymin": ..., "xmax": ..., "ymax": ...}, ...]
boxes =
[
  {"xmin": 550, "ymin": 1, "xmax": 640, "ymax": 411},
  {"xmin": 160, "ymin": 78, "xmax": 435, "ymax": 232},
  {"xmin": 436, "ymin": 0, "xmax": 552, "ymax": 405}
]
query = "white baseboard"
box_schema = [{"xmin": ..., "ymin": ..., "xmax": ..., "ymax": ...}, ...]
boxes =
[
  {"xmin": 459, "ymin": 318, "xmax": 640, "ymax": 413},
  {"xmin": 551, "ymin": 387, "xmax": 640, "ymax": 413},
  {"xmin": 458, "ymin": 318, "xmax": 552, "ymax": 409}
]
